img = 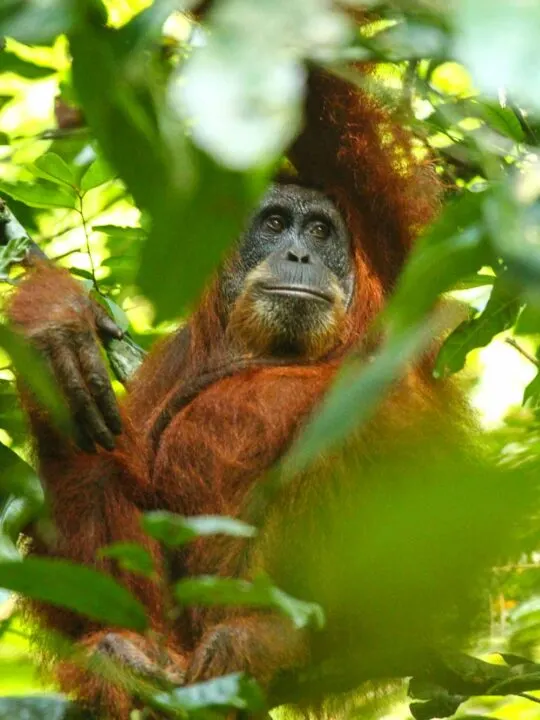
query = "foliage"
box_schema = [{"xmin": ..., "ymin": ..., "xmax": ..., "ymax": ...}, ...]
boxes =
[{"xmin": 1, "ymin": 1, "xmax": 540, "ymax": 719}]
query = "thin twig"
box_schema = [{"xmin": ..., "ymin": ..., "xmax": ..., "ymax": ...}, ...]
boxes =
[
  {"xmin": 505, "ymin": 338, "xmax": 540, "ymax": 369},
  {"xmin": 51, "ymin": 247, "xmax": 85, "ymax": 262},
  {"xmin": 519, "ymin": 693, "xmax": 540, "ymax": 706},
  {"xmin": 38, "ymin": 187, "xmax": 126, "ymax": 245},
  {"xmin": 78, "ymin": 192, "xmax": 99, "ymax": 292}
]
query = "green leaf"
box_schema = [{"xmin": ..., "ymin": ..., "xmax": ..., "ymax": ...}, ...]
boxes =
[
  {"xmin": 0, "ymin": 48, "xmax": 57, "ymax": 79},
  {"xmin": 113, "ymin": 0, "xmax": 181, "ymax": 58},
  {"xmin": 93, "ymin": 224, "xmax": 145, "ymax": 241},
  {"xmin": 152, "ymin": 673, "xmax": 266, "ymax": 716},
  {"xmin": 0, "ymin": 558, "xmax": 148, "ymax": 631},
  {"xmin": 0, "ymin": 440, "xmax": 34, "ymax": 566},
  {"xmin": 175, "ymin": 575, "xmax": 324, "ymax": 630},
  {"xmin": 489, "ymin": 671, "xmax": 540, "ymax": 695},
  {"xmin": 435, "ymin": 277, "xmax": 522, "ymax": 377},
  {"xmin": 285, "ymin": 304, "xmax": 463, "ymax": 475},
  {"xmin": 453, "ymin": 0, "xmax": 540, "ymax": 112},
  {"xmin": 385, "ymin": 190, "xmax": 489, "ymax": 335},
  {"xmin": 0, "ymin": 0, "xmax": 75, "ymax": 45},
  {"xmin": 80, "ymin": 154, "xmax": 116, "ymax": 192},
  {"xmin": 139, "ymin": 152, "xmax": 266, "ymax": 321},
  {"xmin": 0, "ymin": 227, "xmax": 30, "ymax": 281},
  {"xmin": 68, "ymin": 7, "xmax": 169, "ymax": 217},
  {"xmin": 0, "ymin": 379, "xmax": 26, "ymax": 444},
  {"xmin": 524, "ymin": 372, "xmax": 540, "ymax": 412},
  {"xmin": 410, "ymin": 694, "xmax": 465, "ymax": 720},
  {"xmin": 143, "ymin": 512, "xmax": 257, "ymax": 547},
  {"xmin": 475, "ymin": 101, "xmax": 525, "ymax": 143},
  {"xmin": 0, "ymin": 442, "xmax": 43, "ymax": 508},
  {"xmin": 0, "ymin": 695, "xmax": 86, "ymax": 720},
  {"xmin": 89, "ymin": 291, "xmax": 130, "ymax": 333},
  {"xmin": 0, "ymin": 496, "xmax": 39, "ymax": 561},
  {"xmin": 0, "ymin": 533, "xmax": 19, "ymax": 563},
  {"xmin": 104, "ymin": 298, "xmax": 129, "ymax": 333},
  {"xmin": 452, "ymin": 98, "xmax": 526, "ymax": 143},
  {"xmin": 34, "ymin": 153, "xmax": 77, "ymax": 188},
  {"xmin": 0, "ymin": 181, "xmax": 78, "ymax": 210},
  {"xmin": 515, "ymin": 304, "xmax": 540, "ymax": 335},
  {"xmin": 485, "ymin": 184, "xmax": 540, "ymax": 290},
  {"xmin": 99, "ymin": 542, "xmax": 154, "ymax": 577},
  {"xmin": 452, "ymin": 273, "xmax": 494, "ymax": 291},
  {"xmin": 0, "ymin": 324, "xmax": 69, "ymax": 431}
]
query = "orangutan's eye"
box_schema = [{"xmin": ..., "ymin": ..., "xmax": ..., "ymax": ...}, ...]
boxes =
[
  {"xmin": 266, "ymin": 215, "xmax": 286, "ymax": 233},
  {"xmin": 310, "ymin": 221, "xmax": 330, "ymax": 240}
]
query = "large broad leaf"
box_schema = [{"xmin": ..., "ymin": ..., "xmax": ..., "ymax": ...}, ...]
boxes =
[
  {"xmin": 152, "ymin": 673, "xmax": 266, "ymax": 717},
  {"xmin": 0, "ymin": 325, "xmax": 69, "ymax": 431},
  {"xmin": 175, "ymin": 575, "xmax": 324, "ymax": 630},
  {"xmin": 284, "ymin": 303, "xmax": 464, "ymax": 475},
  {"xmin": 0, "ymin": 181, "xmax": 78, "ymax": 210},
  {"xmin": 68, "ymin": 1, "xmax": 243, "ymax": 320},
  {"xmin": 143, "ymin": 511, "xmax": 256, "ymax": 547},
  {"xmin": 68, "ymin": 2, "xmax": 169, "ymax": 219},
  {"xmin": 453, "ymin": 0, "xmax": 540, "ymax": 113},
  {"xmin": 68, "ymin": 1, "xmax": 271, "ymax": 320},
  {"xmin": 0, "ymin": 558, "xmax": 148, "ymax": 631},
  {"xmin": 139, "ymin": 151, "xmax": 267, "ymax": 321},
  {"xmin": 282, "ymin": 189, "xmax": 489, "ymax": 469},
  {"xmin": 384, "ymin": 190, "xmax": 490, "ymax": 336},
  {"xmin": 485, "ymin": 182, "xmax": 540, "ymax": 291},
  {"xmin": 0, "ymin": 0, "xmax": 75, "ymax": 45},
  {"xmin": 435, "ymin": 276, "xmax": 522, "ymax": 377}
]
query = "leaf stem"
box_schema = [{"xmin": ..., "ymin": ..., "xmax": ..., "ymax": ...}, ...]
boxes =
[{"xmin": 505, "ymin": 338, "xmax": 540, "ymax": 368}]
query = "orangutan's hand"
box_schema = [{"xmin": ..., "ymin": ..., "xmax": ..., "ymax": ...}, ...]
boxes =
[{"xmin": 8, "ymin": 263, "xmax": 123, "ymax": 453}]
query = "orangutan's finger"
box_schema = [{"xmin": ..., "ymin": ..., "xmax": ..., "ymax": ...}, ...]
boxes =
[
  {"xmin": 48, "ymin": 342, "xmax": 116, "ymax": 452},
  {"xmin": 76, "ymin": 331, "xmax": 122, "ymax": 436},
  {"xmin": 93, "ymin": 303, "xmax": 124, "ymax": 341}
]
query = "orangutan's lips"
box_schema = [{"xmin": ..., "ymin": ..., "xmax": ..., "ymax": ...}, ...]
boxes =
[{"xmin": 261, "ymin": 285, "xmax": 333, "ymax": 304}]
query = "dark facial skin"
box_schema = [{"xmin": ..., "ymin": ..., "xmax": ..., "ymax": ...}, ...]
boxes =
[
  {"xmin": 223, "ymin": 183, "xmax": 354, "ymax": 358},
  {"xmin": 222, "ymin": 183, "xmax": 354, "ymax": 309}
]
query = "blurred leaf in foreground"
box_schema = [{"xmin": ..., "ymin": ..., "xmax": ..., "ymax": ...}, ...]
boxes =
[
  {"xmin": 143, "ymin": 511, "xmax": 256, "ymax": 547},
  {"xmin": 0, "ymin": 0, "xmax": 74, "ymax": 46},
  {"xmin": 172, "ymin": 0, "xmax": 350, "ymax": 169},
  {"xmin": 153, "ymin": 673, "xmax": 266, "ymax": 717},
  {"xmin": 0, "ymin": 558, "xmax": 148, "ymax": 631},
  {"xmin": 453, "ymin": 0, "xmax": 540, "ymax": 112},
  {"xmin": 175, "ymin": 575, "xmax": 324, "ymax": 630}
]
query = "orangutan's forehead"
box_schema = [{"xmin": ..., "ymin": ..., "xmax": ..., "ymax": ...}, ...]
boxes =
[{"xmin": 261, "ymin": 183, "xmax": 342, "ymax": 219}]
